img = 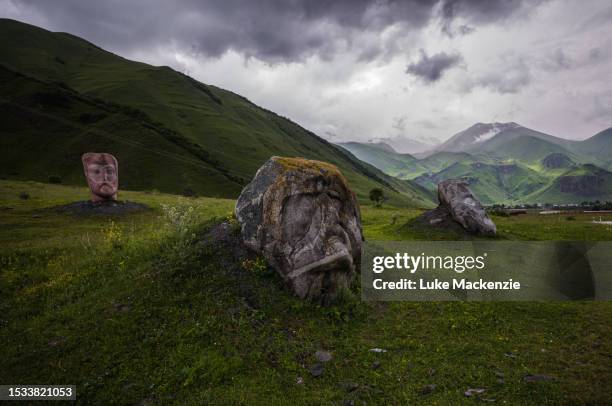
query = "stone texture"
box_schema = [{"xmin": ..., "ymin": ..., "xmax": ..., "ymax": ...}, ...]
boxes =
[
  {"xmin": 437, "ymin": 179, "xmax": 496, "ymax": 236},
  {"xmin": 82, "ymin": 152, "xmax": 119, "ymax": 202},
  {"xmin": 235, "ymin": 156, "xmax": 363, "ymax": 303}
]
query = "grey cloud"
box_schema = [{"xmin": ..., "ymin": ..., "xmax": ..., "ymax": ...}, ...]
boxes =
[
  {"xmin": 540, "ymin": 48, "xmax": 572, "ymax": 72},
  {"xmin": 589, "ymin": 47, "xmax": 602, "ymax": 60},
  {"xmin": 440, "ymin": 0, "xmax": 540, "ymax": 23},
  {"xmin": 586, "ymin": 91, "xmax": 612, "ymax": 121},
  {"xmin": 11, "ymin": 0, "xmax": 439, "ymax": 63},
  {"xmin": 460, "ymin": 56, "xmax": 532, "ymax": 94},
  {"xmin": 552, "ymin": 48, "xmax": 572, "ymax": 69},
  {"xmin": 8, "ymin": 0, "xmax": 545, "ymax": 63},
  {"xmin": 439, "ymin": 0, "xmax": 542, "ymax": 36},
  {"xmin": 406, "ymin": 49, "xmax": 462, "ymax": 82}
]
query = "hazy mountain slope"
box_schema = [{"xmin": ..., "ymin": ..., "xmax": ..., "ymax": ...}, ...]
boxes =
[
  {"xmin": 541, "ymin": 152, "xmax": 575, "ymax": 170},
  {"xmin": 414, "ymin": 161, "xmax": 548, "ymax": 204},
  {"xmin": 432, "ymin": 122, "xmax": 522, "ymax": 153},
  {"xmin": 417, "ymin": 151, "xmax": 484, "ymax": 173},
  {"xmin": 574, "ymin": 127, "xmax": 612, "ymax": 168},
  {"xmin": 525, "ymin": 164, "xmax": 612, "ymax": 204},
  {"xmin": 433, "ymin": 122, "xmax": 580, "ymax": 155},
  {"xmin": 367, "ymin": 136, "xmax": 437, "ymax": 154},
  {"xmin": 0, "ymin": 19, "xmax": 434, "ymax": 207},
  {"xmin": 336, "ymin": 142, "xmax": 426, "ymax": 178},
  {"xmin": 466, "ymin": 132, "xmax": 580, "ymax": 163}
]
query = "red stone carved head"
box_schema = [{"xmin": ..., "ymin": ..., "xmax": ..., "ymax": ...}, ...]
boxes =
[{"xmin": 81, "ymin": 152, "xmax": 118, "ymax": 202}]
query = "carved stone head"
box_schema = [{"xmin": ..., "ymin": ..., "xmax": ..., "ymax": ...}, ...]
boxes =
[
  {"xmin": 81, "ymin": 152, "xmax": 118, "ymax": 202},
  {"xmin": 236, "ymin": 157, "xmax": 363, "ymax": 303}
]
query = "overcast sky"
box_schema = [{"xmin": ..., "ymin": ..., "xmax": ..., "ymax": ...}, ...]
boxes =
[{"xmin": 2, "ymin": 0, "xmax": 612, "ymax": 143}]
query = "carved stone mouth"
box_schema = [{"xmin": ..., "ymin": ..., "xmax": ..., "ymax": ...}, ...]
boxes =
[{"xmin": 287, "ymin": 249, "xmax": 353, "ymax": 280}]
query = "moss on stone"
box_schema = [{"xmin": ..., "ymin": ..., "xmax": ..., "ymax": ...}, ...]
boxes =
[{"xmin": 272, "ymin": 156, "xmax": 351, "ymax": 191}]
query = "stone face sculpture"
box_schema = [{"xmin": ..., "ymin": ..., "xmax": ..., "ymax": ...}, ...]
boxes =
[
  {"xmin": 235, "ymin": 156, "xmax": 363, "ymax": 303},
  {"xmin": 437, "ymin": 179, "xmax": 496, "ymax": 236},
  {"xmin": 82, "ymin": 152, "xmax": 119, "ymax": 202}
]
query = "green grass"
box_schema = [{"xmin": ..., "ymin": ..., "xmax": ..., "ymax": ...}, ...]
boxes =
[
  {"xmin": 1, "ymin": 180, "xmax": 611, "ymax": 404},
  {"xmin": 362, "ymin": 205, "xmax": 612, "ymax": 241}
]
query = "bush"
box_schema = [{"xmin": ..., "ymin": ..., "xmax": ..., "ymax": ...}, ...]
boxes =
[
  {"xmin": 369, "ymin": 188, "xmax": 386, "ymax": 207},
  {"xmin": 566, "ymin": 216, "xmax": 576, "ymax": 221},
  {"xmin": 19, "ymin": 192, "xmax": 30, "ymax": 200},
  {"xmin": 241, "ymin": 256, "xmax": 268, "ymax": 273},
  {"xmin": 48, "ymin": 175, "xmax": 62, "ymax": 184}
]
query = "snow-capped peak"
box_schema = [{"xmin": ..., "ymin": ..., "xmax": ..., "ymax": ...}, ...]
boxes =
[{"xmin": 470, "ymin": 122, "xmax": 521, "ymax": 144}]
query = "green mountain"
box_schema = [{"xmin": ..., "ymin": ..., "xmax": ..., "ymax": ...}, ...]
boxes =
[
  {"xmin": 414, "ymin": 161, "xmax": 547, "ymax": 204},
  {"xmin": 344, "ymin": 121, "xmax": 612, "ymax": 204},
  {"xmin": 525, "ymin": 164, "xmax": 612, "ymax": 204},
  {"xmin": 574, "ymin": 128, "xmax": 612, "ymax": 169},
  {"xmin": 541, "ymin": 152, "xmax": 575, "ymax": 170},
  {"xmin": 337, "ymin": 142, "xmax": 426, "ymax": 178},
  {"xmin": 432, "ymin": 122, "xmax": 522, "ymax": 152},
  {"xmin": 0, "ymin": 19, "xmax": 434, "ymax": 207},
  {"xmin": 416, "ymin": 151, "xmax": 485, "ymax": 174}
]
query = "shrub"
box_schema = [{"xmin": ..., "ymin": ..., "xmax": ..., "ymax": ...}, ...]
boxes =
[
  {"xmin": 19, "ymin": 192, "xmax": 30, "ymax": 200},
  {"xmin": 102, "ymin": 220, "xmax": 123, "ymax": 250},
  {"xmin": 369, "ymin": 188, "xmax": 386, "ymax": 207},
  {"xmin": 160, "ymin": 204, "xmax": 197, "ymax": 237},
  {"xmin": 566, "ymin": 216, "xmax": 576, "ymax": 221},
  {"xmin": 225, "ymin": 212, "xmax": 241, "ymax": 234},
  {"xmin": 48, "ymin": 175, "xmax": 62, "ymax": 184},
  {"xmin": 241, "ymin": 256, "xmax": 268, "ymax": 273}
]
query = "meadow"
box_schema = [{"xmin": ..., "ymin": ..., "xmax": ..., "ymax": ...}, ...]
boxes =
[{"xmin": 1, "ymin": 180, "xmax": 611, "ymax": 404}]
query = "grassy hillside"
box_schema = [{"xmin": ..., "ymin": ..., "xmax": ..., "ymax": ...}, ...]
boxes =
[
  {"xmin": 465, "ymin": 132, "xmax": 581, "ymax": 164},
  {"xmin": 337, "ymin": 142, "xmax": 425, "ymax": 178},
  {"xmin": 0, "ymin": 18, "xmax": 433, "ymax": 207},
  {"xmin": 343, "ymin": 123, "xmax": 612, "ymax": 204},
  {"xmin": 525, "ymin": 164, "xmax": 612, "ymax": 204},
  {"xmin": 414, "ymin": 162, "xmax": 547, "ymax": 204},
  {"xmin": 1, "ymin": 180, "xmax": 611, "ymax": 404},
  {"xmin": 574, "ymin": 128, "xmax": 612, "ymax": 168}
]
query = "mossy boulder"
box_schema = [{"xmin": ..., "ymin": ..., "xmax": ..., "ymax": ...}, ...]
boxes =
[{"xmin": 235, "ymin": 156, "xmax": 363, "ymax": 303}]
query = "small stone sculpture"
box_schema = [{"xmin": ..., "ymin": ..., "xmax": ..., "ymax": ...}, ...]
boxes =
[{"xmin": 81, "ymin": 152, "xmax": 119, "ymax": 202}]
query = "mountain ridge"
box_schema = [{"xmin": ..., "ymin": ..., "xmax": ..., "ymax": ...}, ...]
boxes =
[
  {"xmin": 0, "ymin": 18, "xmax": 434, "ymax": 207},
  {"xmin": 340, "ymin": 122, "xmax": 612, "ymax": 204}
]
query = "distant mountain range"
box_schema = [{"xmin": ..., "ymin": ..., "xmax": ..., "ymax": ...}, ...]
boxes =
[
  {"xmin": 339, "ymin": 123, "xmax": 612, "ymax": 204},
  {"xmin": 0, "ymin": 19, "xmax": 435, "ymax": 208},
  {"xmin": 366, "ymin": 136, "xmax": 436, "ymax": 154}
]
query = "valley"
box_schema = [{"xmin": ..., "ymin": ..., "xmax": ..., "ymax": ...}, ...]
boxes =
[{"xmin": 340, "ymin": 123, "xmax": 612, "ymax": 205}]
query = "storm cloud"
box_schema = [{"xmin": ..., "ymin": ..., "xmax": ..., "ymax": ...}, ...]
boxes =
[
  {"xmin": 406, "ymin": 49, "xmax": 463, "ymax": 82},
  {"xmin": 1, "ymin": 0, "xmax": 612, "ymax": 142},
  {"xmin": 4, "ymin": 0, "xmax": 537, "ymax": 63}
]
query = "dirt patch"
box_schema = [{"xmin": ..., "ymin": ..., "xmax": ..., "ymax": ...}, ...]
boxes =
[
  {"xmin": 47, "ymin": 200, "xmax": 150, "ymax": 216},
  {"xmin": 411, "ymin": 205, "xmax": 470, "ymax": 235}
]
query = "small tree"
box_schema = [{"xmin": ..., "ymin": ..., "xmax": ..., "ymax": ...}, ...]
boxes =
[{"xmin": 369, "ymin": 188, "xmax": 386, "ymax": 207}]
